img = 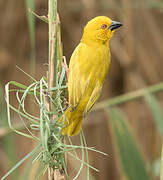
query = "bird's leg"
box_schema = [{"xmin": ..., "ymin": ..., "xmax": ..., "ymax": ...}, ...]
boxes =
[
  {"xmin": 63, "ymin": 97, "xmax": 69, "ymax": 110},
  {"xmin": 62, "ymin": 56, "xmax": 69, "ymax": 107},
  {"xmin": 62, "ymin": 56, "xmax": 69, "ymax": 79}
]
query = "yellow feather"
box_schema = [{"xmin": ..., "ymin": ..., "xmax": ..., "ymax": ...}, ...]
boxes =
[{"xmin": 59, "ymin": 16, "xmax": 122, "ymax": 136}]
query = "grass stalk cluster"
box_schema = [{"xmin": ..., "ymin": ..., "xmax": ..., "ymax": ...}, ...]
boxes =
[{"xmin": 2, "ymin": 0, "xmax": 106, "ymax": 179}]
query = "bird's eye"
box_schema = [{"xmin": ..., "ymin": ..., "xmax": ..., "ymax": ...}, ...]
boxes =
[{"xmin": 101, "ymin": 24, "xmax": 107, "ymax": 29}]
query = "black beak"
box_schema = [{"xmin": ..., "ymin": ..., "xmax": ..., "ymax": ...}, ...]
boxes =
[{"xmin": 109, "ymin": 21, "xmax": 122, "ymax": 31}]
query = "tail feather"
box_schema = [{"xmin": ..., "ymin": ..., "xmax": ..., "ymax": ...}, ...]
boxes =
[{"xmin": 59, "ymin": 108, "xmax": 83, "ymax": 136}]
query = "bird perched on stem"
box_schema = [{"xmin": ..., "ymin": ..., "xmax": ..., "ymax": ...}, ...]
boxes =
[{"xmin": 59, "ymin": 16, "xmax": 122, "ymax": 136}]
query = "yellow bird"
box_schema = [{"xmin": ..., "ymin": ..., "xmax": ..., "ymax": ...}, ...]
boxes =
[{"xmin": 59, "ymin": 16, "xmax": 122, "ymax": 136}]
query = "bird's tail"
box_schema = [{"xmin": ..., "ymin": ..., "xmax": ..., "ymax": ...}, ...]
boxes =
[{"xmin": 59, "ymin": 107, "xmax": 83, "ymax": 136}]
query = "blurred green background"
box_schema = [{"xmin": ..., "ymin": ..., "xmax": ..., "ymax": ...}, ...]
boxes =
[{"xmin": 1, "ymin": 0, "xmax": 163, "ymax": 179}]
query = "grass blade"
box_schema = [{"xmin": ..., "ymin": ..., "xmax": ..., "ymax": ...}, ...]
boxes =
[
  {"xmin": 25, "ymin": 0, "xmax": 36, "ymax": 73},
  {"xmin": 1, "ymin": 144, "xmax": 41, "ymax": 180},
  {"xmin": 106, "ymin": 108, "xmax": 150, "ymax": 180},
  {"xmin": 145, "ymin": 94, "xmax": 163, "ymax": 136},
  {"xmin": 18, "ymin": 158, "xmax": 33, "ymax": 180}
]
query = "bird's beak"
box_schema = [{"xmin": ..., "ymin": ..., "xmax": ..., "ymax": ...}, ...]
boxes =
[{"xmin": 109, "ymin": 21, "xmax": 122, "ymax": 31}]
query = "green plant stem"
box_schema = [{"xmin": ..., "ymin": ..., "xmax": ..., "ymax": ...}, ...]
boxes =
[
  {"xmin": 48, "ymin": 0, "xmax": 65, "ymax": 179},
  {"xmin": 25, "ymin": 0, "xmax": 36, "ymax": 75},
  {"xmin": 48, "ymin": 0, "xmax": 57, "ymax": 92},
  {"xmin": 95, "ymin": 82, "xmax": 163, "ymax": 110}
]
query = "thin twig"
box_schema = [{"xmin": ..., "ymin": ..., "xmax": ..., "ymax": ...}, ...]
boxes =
[{"xmin": 29, "ymin": 8, "xmax": 48, "ymax": 23}]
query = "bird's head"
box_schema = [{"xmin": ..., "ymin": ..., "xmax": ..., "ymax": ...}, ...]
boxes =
[{"xmin": 81, "ymin": 16, "xmax": 122, "ymax": 44}]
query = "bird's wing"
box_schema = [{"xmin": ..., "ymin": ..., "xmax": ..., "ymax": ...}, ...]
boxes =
[
  {"xmin": 68, "ymin": 44, "xmax": 86, "ymax": 110},
  {"xmin": 84, "ymin": 81, "xmax": 102, "ymax": 114},
  {"xmin": 68, "ymin": 43, "xmax": 98, "ymax": 111},
  {"xmin": 68, "ymin": 42, "xmax": 108, "ymax": 113}
]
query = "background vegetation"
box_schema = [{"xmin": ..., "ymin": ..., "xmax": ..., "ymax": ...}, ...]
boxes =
[{"xmin": 0, "ymin": 0, "xmax": 163, "ymax": 179}]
